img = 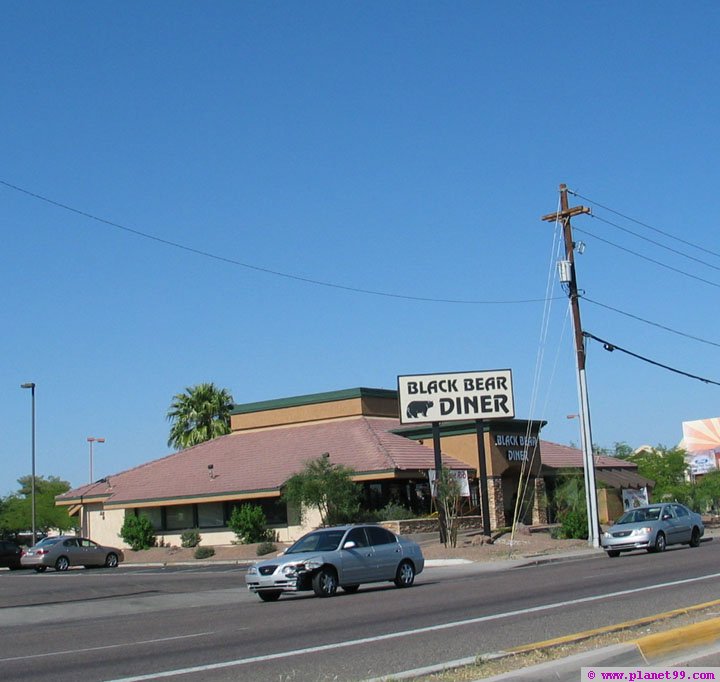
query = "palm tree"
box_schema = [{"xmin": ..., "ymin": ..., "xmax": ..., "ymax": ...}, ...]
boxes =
[{"xmin": 166, "ymin": 383, "xmax": 234, "ymax": 450}]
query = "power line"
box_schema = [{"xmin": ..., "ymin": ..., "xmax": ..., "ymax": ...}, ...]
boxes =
[
  {"xmin": 572, "ymin": 224, "xmax": 720, "ymax": 289},
  {"xmin": 583, "ymin": 332, "xmax": 720, "ymax": 387},
  {"xmin": 0, "ymin": 178, "xmax": 557, "ymax": 306},
  {"xmin": 589, "ymin": 213, "xmax": 720, "ymax": 273},
  {"xmin": 568, "ymin": 188, "xmax": 720, "ymax": 260},
  {"xmin": 581, "ymin": 296, "xmax": 720, "ymax": 349}
]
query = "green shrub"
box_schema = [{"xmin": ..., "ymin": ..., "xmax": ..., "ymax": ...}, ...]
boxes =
[
  {"xmin": 557, "ymin": 509, "xmax": 588, "ymax": 540},
  {"xmin": 256, "ymin": 541, "xmax": 277, "ymax": 556},
  {"xmin": 180, "ymin": 529, "xmax": 201, "ymax": 548},
  {"xmin": 194, "ymin": 546, "xmax": 215, "ymax": 559},
  {"xmin": 228, "ymin": 504, "xmax": 272, "ymax": 544},
  {"xmin": 375, "ymin": 502, "xmax": 414, "ymax": 521},
  {"xmin": 119, "ymin": 515, "xmax": 156, "ymax": 551}
]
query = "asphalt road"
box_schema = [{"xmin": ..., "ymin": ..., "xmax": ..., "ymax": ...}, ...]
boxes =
[{"xmin": 2, "ymin": 542, "xmax": 720, "ymax": 681}]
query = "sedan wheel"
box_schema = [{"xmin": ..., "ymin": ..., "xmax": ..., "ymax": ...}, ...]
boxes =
[
  {"xmin": 55, "ymin": 556, "xmax": 70, "ymax": 572},
  {"xmin": 650, "ymin": 532, "xmax": 666, "ymax": 553},
  {"xmin": 312, "ymin": 568, "xmax": 338, "ymax": 598},
  {"xmin": 105, "ymin": 553, "xmax": 119, "ymax": 568},
  {"xmin": 690, "ymin": 527, "xmax": 701, "ymax": 548},
  {"xmin": 394, "ymin": 560, "xmax": 416, "ymax": 588}
]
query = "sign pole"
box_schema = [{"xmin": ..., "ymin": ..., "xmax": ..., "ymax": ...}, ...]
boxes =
[
  {"xmin": 431, "ymin": 421, "xmax": 448, "ymax": 545},
  {"xmin": 475, "ymin": 420, "xmax": 492, "ymax": 536}
]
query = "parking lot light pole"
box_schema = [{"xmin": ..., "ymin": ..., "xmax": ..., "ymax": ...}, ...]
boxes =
[
  {"xmin": 20, "ymin": 382, "xmax": 36, "ymax": 546},
  {"xmin": 87, "ymin": 437, "xmax": 106, "ymax": 484}
]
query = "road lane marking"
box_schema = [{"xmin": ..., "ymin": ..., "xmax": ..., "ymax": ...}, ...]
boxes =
[
  {"xmin": 0, "ymin": 632, "xmax": 225, "ymax": 662},
  {"xmin": 105, "ymin": 570, "xmax": 720, "ymax": 681}
]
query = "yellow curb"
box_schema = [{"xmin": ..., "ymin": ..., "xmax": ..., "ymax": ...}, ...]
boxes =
[
  {"xmin": 636, "ymin": 617, "xmax": 720, "ymax": 660},
  {"xmin": 506, "ymin": 598, "xmax": 720, "ymax": 655}
]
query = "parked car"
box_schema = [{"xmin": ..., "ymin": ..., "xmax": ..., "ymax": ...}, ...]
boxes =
[
  {"xmin": 21, "ymin": 536, "xmax": 125, "ymax": 572},
  {"xmin": 601, "ymin": 503, "xmax": 704, "ymax": 557},
  {"xmin": 0, "ymin": 540, "xmax": 23, "ymax": 570},
  {"xmin": 245, "ymin": 524, "xmax": 425, "ymax": 601}
]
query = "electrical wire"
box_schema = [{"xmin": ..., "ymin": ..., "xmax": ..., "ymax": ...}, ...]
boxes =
[
  {"xmin": 567, "ymin": 188, "xmax": 720, "ymax": 260},
  {"xmin": 572, "ymin": 225, "xmax": 720, "ymax": 289},
  {"xmin": 581, "ymin": 296, "xmax": 720, "ymax": 349},
  {"xmin": 583, "ymin": 332, "xmax": 720, "ymax": 386},
  {"xmin": 0, "ymin": 178, "xmax": 558, "ymax": 306},
  {"xmin": 589, "ymin": 213, "xmax": 720, "ymax": 273}
]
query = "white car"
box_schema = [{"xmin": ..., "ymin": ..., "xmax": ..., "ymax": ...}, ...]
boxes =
[{"xmin": 245, "ymin": 524, "xmax": 425, "ymax": 601}]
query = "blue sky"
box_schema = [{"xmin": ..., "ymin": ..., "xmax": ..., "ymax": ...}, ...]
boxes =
[{"xmin": 2, "ymin": 2, "xmax": 719, "ymax": 495}]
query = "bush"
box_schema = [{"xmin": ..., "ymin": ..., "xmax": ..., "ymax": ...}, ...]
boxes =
[
  {"xmin": 180, "ymin": 529, "xmax": 201, "ymax": 548},
  {"xmin": 119, "ymin": 515, "xmax": 156, "ymax": 551},
  {"xmin": 256, "ymin": 541, "xmax": 277, "ymax": 556},
  {"xmin": 194, "ymin": 546, "xmax": 215, "ymax": 559},
  {"xmin": 375, "ymin": 502, "xmax": 414, "ymax": 521},
  {"xmin": 556, "ymin": 509, "xmax": 588, "ymax": 540},
  {"xmin": 228, "ymin": 504, "xmax": 272, "ymax": 544}
]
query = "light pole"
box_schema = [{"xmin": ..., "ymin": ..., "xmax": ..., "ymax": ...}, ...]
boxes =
[
  {"xmin": 20, "ymin": 382, "xmax": 36, "ymax": 546},
  {"xmin": 87, "ymin": 437, "xmax": 106, "ymax": 484}
]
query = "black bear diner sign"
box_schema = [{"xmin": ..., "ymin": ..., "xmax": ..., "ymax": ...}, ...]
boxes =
[{"xmin": 397, "ymin": 369, "xmax": 515, "ymax": 424}]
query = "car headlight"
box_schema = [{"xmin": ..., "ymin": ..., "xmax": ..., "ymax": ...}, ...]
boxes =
[
  {"xmin": 303, "ymin": 558, "xmax": 323, "ymax": 570},
  {"xmin": 631, "ymin": 527, "xmax": 652, "ymax": 536},
  {"xmin": 282, "ymin": 564, "xmax": 300, "ymax": 577},
  {"xmin": 602, "ymin": 531, "xmax": 612, "ymax": 539},
  {"xmin": 246, "ymin": 566, "xmax": 258, "ymax": 575}
]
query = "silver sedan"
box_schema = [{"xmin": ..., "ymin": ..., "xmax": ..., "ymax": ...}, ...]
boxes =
[
  {"xmin": 245, "ymin": 524, "xmax": 425, "ymax": 601},
  {"xmin": 21, "ymin": 536, "xmax": 125, "ymax": 572},
  {"xmin": 601, "ymin": 503, "xmax": 704, "ymax": 557}
]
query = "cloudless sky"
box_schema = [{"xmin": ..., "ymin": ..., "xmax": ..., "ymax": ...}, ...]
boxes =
[{"xmin": 2, "ymin": 2, "xmax": 719, "ymax": 496}]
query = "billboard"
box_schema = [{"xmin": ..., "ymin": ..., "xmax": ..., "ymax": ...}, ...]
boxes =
[
  {"xmin": 682, "ymin": 417, "xmax": 720, "ymax": 475},
  {"xmin": 397, "ymin": 369, "xmax": 514, "ymax": 424}
]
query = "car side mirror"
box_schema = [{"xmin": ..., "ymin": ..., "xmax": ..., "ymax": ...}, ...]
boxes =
[{"xmin": 342, "ymin": 541, "xmax": 356, "ymax": 550}]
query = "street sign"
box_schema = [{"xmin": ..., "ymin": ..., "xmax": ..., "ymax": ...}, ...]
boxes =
[{"xmin": 398, "ymin": 369, "xmax": 515, "ymax": 424}]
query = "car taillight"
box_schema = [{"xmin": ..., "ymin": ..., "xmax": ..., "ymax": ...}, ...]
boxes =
[{"xmin": 34, "ymin": 549, "xmax": 48, "ymax": 555}]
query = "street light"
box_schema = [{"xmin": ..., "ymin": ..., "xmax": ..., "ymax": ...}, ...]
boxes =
[
  {"xmin": 87, "ymin": 437, "xmax": 106, "ymax": 484},
  {"xmin": 20, "ymin": 382, "xmax": 36, "ymax": 546}
]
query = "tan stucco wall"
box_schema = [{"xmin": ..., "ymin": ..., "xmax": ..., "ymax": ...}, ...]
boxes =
[
  {"xmin": 85, "ymin": 507, "xmax": 125, "ymax": 548},
  {"xmin": 230, "ymin": 395, "xmax": 398, "ymax": 431}
]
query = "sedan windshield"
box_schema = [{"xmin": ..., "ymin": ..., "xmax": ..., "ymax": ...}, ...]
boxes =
[
  {"xmin": 285, "ymin": 530, "xmax": 346, "ymax": 554},
  {"xmin": 617, "ymin": 507, "xmax": 662, "ymax": 524}
]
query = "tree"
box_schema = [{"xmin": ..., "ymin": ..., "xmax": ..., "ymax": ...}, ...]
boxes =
[
  {"xmin": 434, "ymin": 468, "xmax": 463, "ymax": 548},
  {"xmin": 551, "ymin": 469, "xmax": 588, "ymax": 540},
  {"xmin": 283, "ymin": 455, "xmax": 360, "ymax": 526},
  {"xmin": 166, "ymin": 382, "xmax": 234, "ymax": 450},
  {"xmin": 626, "ymin": 445, "xmax": 688, "ymax": 501},
  {"xmin": 0, "ymin": 475, "xmax": 77, "ymax": 538}
]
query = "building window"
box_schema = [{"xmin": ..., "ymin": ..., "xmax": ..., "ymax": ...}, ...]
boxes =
[
  {"xmin": 165, "ymin": 504, "xmax": 194, "ymax": 531},
  {"xmin": 137, "ymin": 507, "xmax": 162, "ymax": 530},
  {"xmin": 198, "ymin": 502, "xmax": 224, "ymax": 528}
]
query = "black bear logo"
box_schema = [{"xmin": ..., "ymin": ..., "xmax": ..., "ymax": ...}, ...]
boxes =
[{"xmin": 406, "ymin": 400, "xmax": 433, "ymax": 419}]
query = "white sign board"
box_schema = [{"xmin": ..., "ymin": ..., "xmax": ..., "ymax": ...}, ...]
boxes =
[
  {"xmin": 398, "ymin": 370, "xmax": 514, "ymax": 424},
  {"xmin": 622, "ymin": 487, "xmax": 649, "ymax": 511},
  {"xmin": 428, "ymin": 469, "xmax": 471, "ymax": 497}
]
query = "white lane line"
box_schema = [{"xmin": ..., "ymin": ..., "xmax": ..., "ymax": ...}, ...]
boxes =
[
  {"xmin": 0, "ymin": 632, "xmax": 224, "ymax": 662},
  {"xmin": 106, "ymin": 571, "xmax": 720, "ymax": 681}
]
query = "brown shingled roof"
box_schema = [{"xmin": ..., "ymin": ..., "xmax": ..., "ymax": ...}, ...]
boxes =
[
  {"xmin": 57, "ymin": 417, "xmax": 471, "ymax": 507},
  {"xmin": 540, "ymin": 440, "xmax": 638, "ymax": 469}
]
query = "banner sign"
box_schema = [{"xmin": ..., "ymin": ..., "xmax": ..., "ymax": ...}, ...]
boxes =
[
  {"xmin": 398, "ymin": 369, "xmax": 514, "ymax": 424},
  {"xmin": 428, "ymin": 469, "xmax": 471, "ymax": 497}
]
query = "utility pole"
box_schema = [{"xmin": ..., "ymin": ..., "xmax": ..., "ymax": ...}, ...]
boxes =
[{"xmin": 542, "ymin": 184, "xmax": 600, "ymax": 548}]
